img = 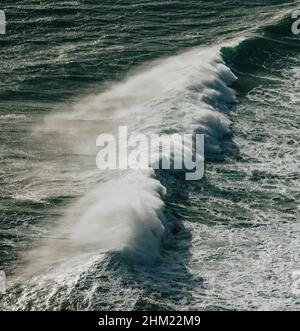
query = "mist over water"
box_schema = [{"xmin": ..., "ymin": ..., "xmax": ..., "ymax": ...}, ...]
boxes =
[{"xmin": 0, "ymin": 1, "xmax": 300, "ymax": 310}]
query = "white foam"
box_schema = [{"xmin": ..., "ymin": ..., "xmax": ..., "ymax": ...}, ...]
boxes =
[
  {"xmin": 67, "ymin": 170, "xmax": 166, "ymax": 264},
  {"xmin": 0, "ymin": 114, "xmax": 27, "ymax": 121}
]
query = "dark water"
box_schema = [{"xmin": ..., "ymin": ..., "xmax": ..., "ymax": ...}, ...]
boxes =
[{"xmin": 0, "ymin": 0, "xmax": 300, "ymax": 310}]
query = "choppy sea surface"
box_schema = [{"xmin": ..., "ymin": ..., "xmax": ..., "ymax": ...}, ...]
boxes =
[{"xmin": 0, "ymin": 0, "xmax": 300, "ymax": 310}]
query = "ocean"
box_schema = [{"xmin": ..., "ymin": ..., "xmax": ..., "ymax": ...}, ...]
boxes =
[{"xmin": 0, "ymin": 0, "xmax": 299, "ymax": 311}]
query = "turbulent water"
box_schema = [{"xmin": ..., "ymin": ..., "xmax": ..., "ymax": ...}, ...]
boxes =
[{"xmin": 0, "ymin": 0, "xmax": 300, "ymax": 311}]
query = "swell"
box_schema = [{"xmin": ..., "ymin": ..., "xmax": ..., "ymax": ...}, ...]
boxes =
[{"xmin": 221, "ymin": 15, "xmax": 300, "ymax": 77}]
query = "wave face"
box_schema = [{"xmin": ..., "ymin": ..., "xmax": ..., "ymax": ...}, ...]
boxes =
[{"xmin": 1, "ymin": 1, "xmax": 300, "ymax": 311}]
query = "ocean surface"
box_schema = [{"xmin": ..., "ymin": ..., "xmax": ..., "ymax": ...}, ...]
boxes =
[{"xmin": 0, "ymin": 0, "xmax": 299, "ymax": 310}]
